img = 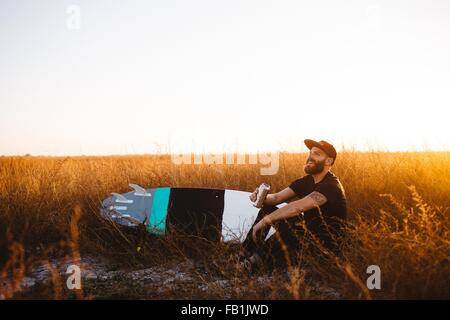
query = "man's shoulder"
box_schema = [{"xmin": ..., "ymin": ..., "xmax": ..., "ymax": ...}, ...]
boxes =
[
  {"xmin": 323, "ymin": 171, "xmax": 343, "ymax": 185},
  {"xmin": 318, "ymin": 172, "xmax": 346, "ymax": 197}
]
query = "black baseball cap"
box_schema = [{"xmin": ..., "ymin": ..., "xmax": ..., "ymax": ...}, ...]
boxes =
[{"xmin": 304, "ymin": 139, "xmax": 337, "ymax": 163}]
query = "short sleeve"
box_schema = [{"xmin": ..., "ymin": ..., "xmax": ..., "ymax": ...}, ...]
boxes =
[
  {"xmin": 288, "ymin": 176, "xmax": 309, "ymax": 196},
  {"xmin": 314, "ymin": 182, "xmax": 340, "ymax": 203}
]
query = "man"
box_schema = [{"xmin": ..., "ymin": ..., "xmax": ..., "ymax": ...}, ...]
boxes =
[{"xmin": 241, "ymin": 139, "xmax": 348, "ymax": 271}]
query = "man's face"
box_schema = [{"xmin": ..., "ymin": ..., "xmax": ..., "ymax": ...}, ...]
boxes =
[{"xmin": 304, "ymin": 147, "xmax": 329, "ymax": 174}]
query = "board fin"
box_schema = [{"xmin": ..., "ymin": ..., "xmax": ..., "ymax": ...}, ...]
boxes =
[
  {"xmin": 111, "ymin": 192, "xmax": 133, "ymax": 204},
  {"xmin": 110, "ymin": 214, "xmax": 141, "ymax": 226},
  {"xmin": 110, "ymin": 205, "xmax": 127, "ymax": 211},
  {"xmin": 129, "ymin": 183, "xmax": 151, "ymax": 196}
]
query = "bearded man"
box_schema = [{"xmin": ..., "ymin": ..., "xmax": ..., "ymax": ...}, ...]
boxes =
[{"xmin": 241, "ymin": 139, "xmax": 348, "ymax": 272}]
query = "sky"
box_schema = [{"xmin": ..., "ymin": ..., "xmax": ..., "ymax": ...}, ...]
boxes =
[{"xmin": 0, "ymin": 0, "xmax": 449, "ymax": 156}]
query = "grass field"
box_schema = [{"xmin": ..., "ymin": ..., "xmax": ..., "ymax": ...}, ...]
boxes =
[{"xmin": 0, "ymin": 151, "xmax": 449, "ymax": 299}]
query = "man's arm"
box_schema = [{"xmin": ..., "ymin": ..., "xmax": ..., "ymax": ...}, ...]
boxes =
[
  {"xmin": 264, "ymin": 191, "xmax": 328, "ymax": 223},
  {"xmin": 251, "ymin": 191, "xmax": 329, "ymax": 241},
  {"xmin": 252, "ymin": 191, "xmax": 327, "ymax": 241},
  {"xmin": 263, "ymin": 187, "xmax": 297, "ymax": 206}
]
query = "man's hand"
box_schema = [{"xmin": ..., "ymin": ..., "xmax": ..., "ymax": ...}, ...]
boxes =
[
  {"xmin": 249, "ymin": 187, "xmax": 259, "ymax": 203},
  {"xmin": 252, "ymin": 217, "xmax": 271, "ymax": 243}
]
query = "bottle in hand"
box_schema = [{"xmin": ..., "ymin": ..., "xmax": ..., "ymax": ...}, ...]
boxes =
[{"xmin": 251, "ymin": 183, "xmax": 270, "ymax": 208}]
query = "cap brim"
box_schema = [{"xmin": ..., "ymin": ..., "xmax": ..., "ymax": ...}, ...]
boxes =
[{"xmin": 304, "ymin": 139, "xmax": 323, "ymax": 151}]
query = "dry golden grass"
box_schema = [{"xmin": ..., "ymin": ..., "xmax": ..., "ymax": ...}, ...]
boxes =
[{"xmin": 0, "ymin": 151, "xmax": 449, "ymax": 299}]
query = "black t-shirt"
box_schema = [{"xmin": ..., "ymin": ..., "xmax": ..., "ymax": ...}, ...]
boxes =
[{"xmin": 288, "ymin": 171, "xmax": 348, "ymax": 250}]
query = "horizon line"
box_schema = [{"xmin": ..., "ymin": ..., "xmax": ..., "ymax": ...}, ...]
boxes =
[{"xmin": 1, "ymin": 149, "xmax": 450, "ymax": 158}]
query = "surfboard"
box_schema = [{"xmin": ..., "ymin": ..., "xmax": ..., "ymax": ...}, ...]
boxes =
[{"xmin": 100, "ymin": 184, "xmax": 283, "ymax": 242}]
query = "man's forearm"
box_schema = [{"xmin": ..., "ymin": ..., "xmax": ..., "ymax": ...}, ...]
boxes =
[
  {"xmin": 263, "ymin": 202, "xmax": 303, "ymax": 224},
  {"xmin": 263, "ymin": 193, "xmax": 279, "ymax": 206}
]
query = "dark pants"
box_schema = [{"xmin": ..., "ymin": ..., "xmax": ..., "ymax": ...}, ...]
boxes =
[{"xmin": 242, "ymin": 205, "xmax": 305, "ymax": 269}]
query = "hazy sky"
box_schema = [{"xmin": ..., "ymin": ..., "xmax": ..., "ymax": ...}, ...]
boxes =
[{"xmin": 1, "ymin": 0, "xmax": 449, "ymax": 155}]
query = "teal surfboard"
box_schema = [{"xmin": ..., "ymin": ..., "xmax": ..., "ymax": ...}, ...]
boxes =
[{"xmin": 100, "ymin": 184, "xmax": 283, "ymax": 241}]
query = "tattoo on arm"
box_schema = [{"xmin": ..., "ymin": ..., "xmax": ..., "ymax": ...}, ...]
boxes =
[{"xmin": 307, "ymin": 191, "xmax": 327, "ymax": 206}]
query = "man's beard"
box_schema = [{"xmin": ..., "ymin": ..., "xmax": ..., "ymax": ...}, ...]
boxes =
[{"xmin": 304, "ymin": 157, "xmax": 326, "ymax": 174}]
